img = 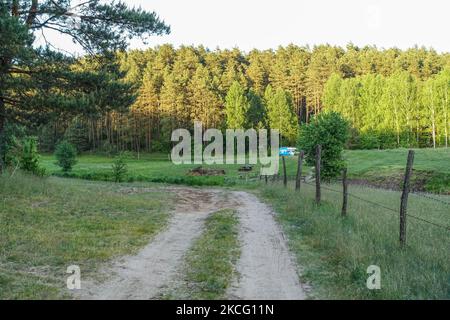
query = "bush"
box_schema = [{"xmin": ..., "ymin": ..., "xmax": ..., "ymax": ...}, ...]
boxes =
[
  {"xmin": 298, "ymin": 111, "xmax": 350, "ymax": 180},
  {"xmin": 151, "ymin": 140, "xmax": 171, "ymax": 153},
  {"xmin": 54, "ymin": 141, "xmax": 78, "ymax": 172},
  {"xmin": 358, "ymin": 131, "xmax": 380, "ymax": 149},
  {"xmin": 20, "ymin": 137, "xmax": 46, "ymax": 176},
  {"xmin": 112, "ymin": 154, "xmax": 128, "ymax": 182}
]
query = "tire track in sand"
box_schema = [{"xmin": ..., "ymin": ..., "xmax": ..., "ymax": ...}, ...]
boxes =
[
  {"xmin": 76, "ymin": 187, "xmax": 305, "ymax": 300},
  {"xmin": 228, "ymin": 191, "xmax": 305, "ymax": 300},
  {"xmin": 76, "ymin": 187, "xmax": 237, "ymax": 300}
]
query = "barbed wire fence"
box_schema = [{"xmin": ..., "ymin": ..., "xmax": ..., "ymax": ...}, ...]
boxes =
[
  {"xmin": 258, "ymin": 147, "xmax": 450, "ymax": 245},
  {"xmin": 410, "ymin": 191, "xmax": 450, "ymax": 207}
]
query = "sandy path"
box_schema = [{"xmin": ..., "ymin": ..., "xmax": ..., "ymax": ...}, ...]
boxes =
[
  {"xmin": 77, "ymin": 188, "xmax": 236, "ymax": 300},
  {"xmin": 228, "ymin": 191, "xmax": 305, "ymax": 300},
  {"xmin": 76, "ymin": 187, "xmax": 304, "ymax": 300}
]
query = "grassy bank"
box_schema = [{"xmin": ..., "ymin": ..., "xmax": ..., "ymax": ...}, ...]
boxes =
[
  {"xmin": 0, "ymin": 173, "xmax": 172, "ymax": 299},
  {"xmin": 258, "ymin": 180, "xmax": 450, "ymax": 299},
  {"xmin": 344, "ymin": 148, "xmax": 450, "ymax": 193},
  {"xmin": 166, "ymin": 209, "xmax": 240, "ymax": 300}
]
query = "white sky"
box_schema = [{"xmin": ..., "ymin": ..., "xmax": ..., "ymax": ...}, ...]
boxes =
[{"xmin": 39, "ymin": 0, "xmax": 450, "ymax": 54}]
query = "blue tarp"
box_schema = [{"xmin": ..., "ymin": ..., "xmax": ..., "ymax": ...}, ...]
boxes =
[{"xmin": 279, "ymin": 147, "xmax": 296, "ymax": 156}]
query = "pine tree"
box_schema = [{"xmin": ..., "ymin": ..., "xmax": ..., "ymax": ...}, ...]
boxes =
[
  {"xmin": 322, "ymin": 73, "xmax": 343, "ymax": 111},
  {"xmin": 0, "ymin": 0, "xmax": 170, "ymax": 171},
  {"xmin": 14, "ymin": 42, "xmax": 450, "ymax": 152},
  {"xmin": 247, "ymin": 90, "xmax": 266, "ymax": 129},
  {"xmin": 306, "ymin": 45, "xmax": 343, "ymax": 121},
  {"xmin": 265, "ymin": 86, "xmax": 299, "ymax": 145},
  {"xmin": 434, "ymin": 69, "xmax": 450, "ymax": 147},
  {"xmin": 225, "ymin": 81, "xmax": 250, "ymax": 129},
  {"xmin": 270, "ymin": 45, "xmax": 310, "ymax": 122},
  {"xmin": 189, "ymin": 65, "xmax": 223, "ymax": 128},
  {"xmin": 247, "ymin": 49, "xmax": 272, "ymax": 96}
]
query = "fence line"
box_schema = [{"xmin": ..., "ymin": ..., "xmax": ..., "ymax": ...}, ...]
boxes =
[
  {"xmin": 299, "ymin": 179, "xmax": 450, "ymax": 231},
  {"xmin": 410, "ymin": 192, "xmax": 450, "ymax": 206},
  {"xmin": 259, "ymin": 149, "xmax": 450, "ymax": 239}
]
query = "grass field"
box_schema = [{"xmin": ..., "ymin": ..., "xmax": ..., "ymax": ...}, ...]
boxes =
[
  {"xmin": 40, "ymin": 148, "xmax": 450, "ymax": 192},
  {"xmin": 40, "ymin": 153, "xmax": 255, "ymax": 186},
  {"xmin": 258, "ymin": 180, "xmax": 450, "ymax": 299},
  {"xmin": 2, "ymin": 147, "xmax": 449, "ymax": 299},
  {"xmin": 0, "ymin": 173, "xmax": 172, "ymax": 299},
  {"xmin": 165, "ymin": 209, "xmax": 240, "ymax": 300},
  {"xmin": 343, "ymin": 148, "xmax": 450, "ymax": 193}
]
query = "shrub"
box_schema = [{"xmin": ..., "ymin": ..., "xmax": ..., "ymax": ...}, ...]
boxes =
[
  {"xmin": 358, "ymin": 131, "xmax": 380, "ymax": 149},
  {"xmin": 112, "ymin": 154, "xmax": 128, "ymax": 182},
  {"xmin": 298, "ymin": 111, "xmax": 350, "ymax": 180},
  {"xmin": 54, "ymin": 141, "xmax": 78, "ymax": 172},
  {"xmin": 20, "ymin": 136, "xmax": 46, "ymax": 176}
]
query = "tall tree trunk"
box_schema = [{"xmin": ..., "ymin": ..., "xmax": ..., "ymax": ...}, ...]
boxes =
[
  {"xmin": 445, "ymin": 117, "xmax": 448, "ymax": 148},
  {"xmin": 394, "ymin": 103, "xmax": 400, "ymax": 146},
  {"xmin": 444, "ymin": 92, "xmax": 449, "ymax": 148},
  {"xmin": 431, "ymin": 109, "xmax": 436, "ymax": 149},
  {"xmin": 305, "ymin": 105, "xmax": 309, "ymax": 123},
  {"xmin": 0, "ymin": 96, "xmax": 5, "ymax": 173},
  {"xmin": 416, "ymin": 119, "xmax": 420, "ymax": 145}
]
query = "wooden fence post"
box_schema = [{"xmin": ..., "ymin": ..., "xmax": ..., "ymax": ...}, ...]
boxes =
[
  {"xmin": 295, "ymin": 150, "xmax": 304, "ymax": 191},
  {"xmin": 341, "ymin": 168, "xmax": 348, "ymax": 216},
  {"xmin": 265, "ymin": 175, "xmax": 268, "ymax": 184},
  {"xmin": 400, "ymin": 150, "xmax": 415, "ymax": 247},
  {"xmin": 315, "ymin": 145, "xmax": 321, "ymax": 204},
  {"xmin": 282, "ymin": 156, "xmax": 287, "ymax": 187}
]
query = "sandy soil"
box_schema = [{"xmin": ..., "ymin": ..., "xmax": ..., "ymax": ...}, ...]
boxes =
[
  {"xmin": 76, "ymin": 187, "xmax": 305, "ymax": 300},
  {"xmin": 228, "ymin": 191, "xmax": 306, "ymax": 300}
]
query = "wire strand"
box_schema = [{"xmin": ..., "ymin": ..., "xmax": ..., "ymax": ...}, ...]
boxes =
[
  {"xmin": 410, "ymin": 192, "xmax": 450, "ymax": 206},
  {"xmin": 279, "ymin": 179, "xmax": 450, "ymax": 231}
]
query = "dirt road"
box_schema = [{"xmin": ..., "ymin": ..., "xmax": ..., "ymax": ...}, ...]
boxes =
[
  {"xmin": 76, "ymin": 187, "xmax": 305, "ymax": 300},
  {"xmin": 228, "ymin": 191, "xmax": 305, "ymax": 299}
]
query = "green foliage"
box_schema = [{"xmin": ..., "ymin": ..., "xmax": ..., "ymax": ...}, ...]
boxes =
[
  {"xmin": 98, "ymin": 140, "xmax": 118, "ymax": 157},
  {"xmin": 0, "ymin": 0, "xmax": 170, "ymax": 164},
  {"xmin": 64, "ymin": 118, "xmax": 90, "ymax": 152},
  {"xmin": 265, "ymin": 85, "xmax": 299, "ymax": 144},
  {"xmin": 357, "ymin": 131, "xmax": 380, "ymax": 149},
  {"xmin": 15, "ymin": 43, "xmax": 448, "ymax": 153},
  {"xmin": 0, "ymin": 123, "xmax": 25, "ymax": 168},
  {"xmin": 19, "ymin": 137, "xmax": 45, "ymax": 176},
  {"xmin": 298, "ymin": 112, "xmax": 350, "ymax": 180},
  {"xmin": 112, "ymin": 154, "xmax": 128, "ymax": 182},
  {"xmin": 54, "ymin": 141, "xmax": 77, "ymax": 173},
  {"xmin": 225, "ymin": 81, "xmax": 250, "ymax": 129},
  {"xmin": 322, "ymin": 69, "xmax": 450, "ymax": 149},
  {"xmin": 247, "ymin": 89, "xmax": 266, "ymax": 128},
  {"xmin": 37, "ymin": 123, "xmax": 63, "ymax": 153}
]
